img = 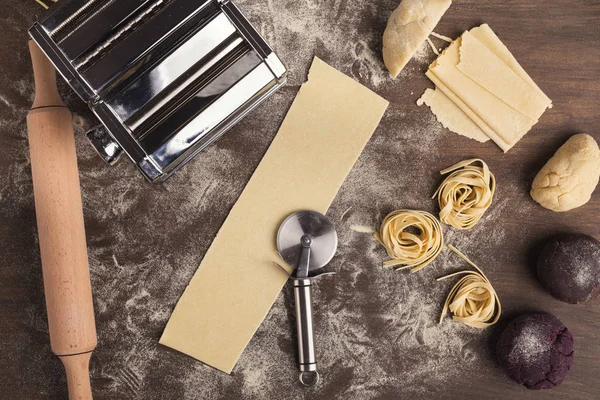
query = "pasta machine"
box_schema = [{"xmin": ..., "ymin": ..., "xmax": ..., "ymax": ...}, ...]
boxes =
[{"xmin": 29, "ymin": 0, "xmax": 287, "ymax": 182}]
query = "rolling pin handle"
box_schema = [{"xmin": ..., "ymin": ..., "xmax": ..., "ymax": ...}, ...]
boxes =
[{"xmin": 60, "ymin": 353, "xmax": 93, "ymax": 400}]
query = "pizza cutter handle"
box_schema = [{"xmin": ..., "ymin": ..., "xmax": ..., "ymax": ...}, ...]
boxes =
[{"xmin": 293, "ymin": 279, "xmax": 320, "ymax": 387}]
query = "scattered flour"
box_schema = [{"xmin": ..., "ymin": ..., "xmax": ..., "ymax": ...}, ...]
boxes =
[
  {"xmin": 509, "ymin": 324, "xmax": 548, "ymax": 364},
  {"xmin": 571, "ymin": 254, "xmax": 596, "ymax": 288},
  {"xmin": 574, "ymin": 269, "xmax": 592, "ymax": 287},
  {"xmin": 1, "ymin": 0, "xmax": 518, "ymax": 398},
  {"xmin": 238, "ymin": 0, "xmax": 433, "ymax": 89}
]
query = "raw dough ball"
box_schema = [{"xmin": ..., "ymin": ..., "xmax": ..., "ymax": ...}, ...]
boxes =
[
  {"xmin": 531, "ymin": 133, "xmax": 600, "ymax": 212},
  {"xmin": 537, "ymin": 234, "xmax": 600, "ymax": 304},
  {"xmin": 496, "ymin": 312, "xmax": 574, "ymax": 390},
  {"xmin": 382, "ymin": 0, "xmax": 452, "ymax": 78}
]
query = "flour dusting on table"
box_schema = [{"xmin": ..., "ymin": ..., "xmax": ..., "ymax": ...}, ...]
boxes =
[
  {"xmin": 0, "ymin": 0, "xmax": 524, "ymax": 399},
  {"xmin": 239, "ymin": 0, "xmax": 433, "ymax": 89}
]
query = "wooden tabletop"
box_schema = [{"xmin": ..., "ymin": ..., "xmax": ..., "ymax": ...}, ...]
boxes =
[{"xmin": 0, "ymin": 0, "xmax": 599, "ymax": 399}]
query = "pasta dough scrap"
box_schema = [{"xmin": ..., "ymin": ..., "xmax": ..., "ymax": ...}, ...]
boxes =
[
  {"xmin": 438, "ymin": 245, "xmax": 501, "ymax": 328},
  {"xmin": 350, "ymin": 224, "xmax": 377, "ymax": 233},
  {"xmin": 422, "ymin": 24, "xmax": 552, "ymax": 151},
  {"xmin": 417, "ymin": 88, "xmax": 489, "ymax": 143},
  {"xmin": 382, "ymin": 0, "xmax": 452, "ymax": 78},
  {"xmin": 430, "ymin": 31, "xmax": 453, "ymax": 43},
  {"xmin": 433, "ymin": 158, "xmax": 496, "ymax": 230},
  {"xmin": 375, "ymin": 210, "xmax": 444, "ymax": 272}
]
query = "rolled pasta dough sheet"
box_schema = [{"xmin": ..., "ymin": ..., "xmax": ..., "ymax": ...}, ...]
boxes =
[
  {"xmin": 425, "ymin": 72, "xmax": 509, "ymax": 150},
  {"xmin": 428, "ymin": 37, "xmax": 534, "ymax": 151},
  {"xmin": 159, "ymin": 57, "xmax": 389, "ymax": 373},
  {"xmin": 469, "ymin": 24, "xmax": 552, "ymax": 105},
  {"xmin": 426, "ymin": 25, "xmax": 552, "ymax": 152},
  {"xmin": 457, "ymin": 31, "xmax": 551, "ymax": 121}
]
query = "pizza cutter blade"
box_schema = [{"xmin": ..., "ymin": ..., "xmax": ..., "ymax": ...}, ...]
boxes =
[{"xmin": 276, "ymin": 210, "xmax": 338, "ymax": 387}]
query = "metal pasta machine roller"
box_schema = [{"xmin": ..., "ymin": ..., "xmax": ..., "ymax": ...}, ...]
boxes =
[{"xmin": 29, "ymin": 0, "xmax": 287, "ymax": 182}]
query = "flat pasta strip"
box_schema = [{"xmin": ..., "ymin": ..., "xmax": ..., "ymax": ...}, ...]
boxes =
[
  {"xmin": 426, "ymin": 37, "xmax": 440, "ymax": 55},
  {"xmin": 424, "ymin": 24, "xmax": 552, "ymax": 151},
  {"xmin": 469, "ymin": 24, "xmax": 551, "ymax": 104},
  {"xmin": 428, "ymin": 37, "xmax": 535, "ymax": 150},
  {"xmin": 457, "ymin": 31, "xmax": 550, "ymax": 121},
  {"xmin": 425, "ymin": 72, "xmax": 511, "ymax": 150},
  {"xmin": 34, "ymin": 0, "xmax": 57, "ymax": 9},
  {"xmin": 430, "ymin": 31, "xmax": 453, "ymax": 43}
]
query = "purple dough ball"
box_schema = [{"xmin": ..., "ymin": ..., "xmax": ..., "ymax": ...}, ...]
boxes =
[
  {"xmin": 496, "ymin": 312, "xmax": 574, "ymax": 390},
  {"xmin": 537, "ymin": 234, "xmax": 600, "ymax": 304}
]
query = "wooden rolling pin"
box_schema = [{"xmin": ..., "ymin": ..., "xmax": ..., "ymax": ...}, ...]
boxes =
[{"xmin": 26, "ymin": 41, "xmax": 97, "ymax": 400}]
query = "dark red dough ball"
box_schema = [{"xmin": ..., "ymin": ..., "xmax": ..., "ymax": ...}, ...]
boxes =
[
  {"xmin": 537, "ymin": 234, "xmax": 600, "ymax": 304},
  {"xmin": 496, "ymin": 312, "xmax": 574, "ymax": 390}
]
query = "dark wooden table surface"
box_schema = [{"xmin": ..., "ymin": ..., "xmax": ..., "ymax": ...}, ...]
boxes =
[{"xmin": 1, "ymin": 0, "xmax": 599, "ymax": 399}]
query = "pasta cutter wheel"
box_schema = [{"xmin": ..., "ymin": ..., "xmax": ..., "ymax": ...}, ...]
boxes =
[{"xmin": 276, "ymin": 210, "xmax": 338, "ymax": 387}]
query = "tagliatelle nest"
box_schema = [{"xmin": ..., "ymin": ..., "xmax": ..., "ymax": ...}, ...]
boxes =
[
  {"xmin": 438, "ymin": 245, "xmax": 501, "ymax": 328},
  {"xmin": 433, "ymin": 158, "xmax": 496, "ymax": 230},
  {"xmin": 375, "ymin": 210, "xmax": 444, "ymax": 273}
]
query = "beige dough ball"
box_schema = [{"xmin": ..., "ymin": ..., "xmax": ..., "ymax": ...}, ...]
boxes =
[
  {"xmin": 531, "ymin": 134, "xmax": 600, "ymax": 212},
  {"xmin": 382, "ymin": 0, "xmax": 452, "ymax": 78}
]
